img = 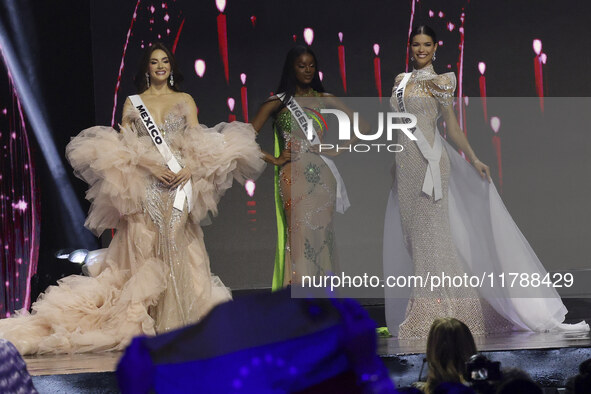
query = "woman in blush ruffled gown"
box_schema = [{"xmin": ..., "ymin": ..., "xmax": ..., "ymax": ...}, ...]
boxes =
[
  {"xmin": 0, "ymin": 43, "xmax": 265, "ymax": 355},
  {"xmin": 383, "ymin": 26, "xmax": 588, "ymax": 338}
]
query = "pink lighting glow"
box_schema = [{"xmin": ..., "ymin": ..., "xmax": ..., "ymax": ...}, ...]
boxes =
[
  {"xmin": 533, "ymin": 39, "xmax": 542, "ymax": 55},
  {"xmin": 540, "ymin": 53, "xmax": 547, "ymax": 64},
  {"xmin": 303, "ymin": 28, "xmax": 314, "ymax": 45},
  {"xmin": 245, "ymin": 180, "xmax": 256, "ymax": 197},
  {"xmin": 491, "ymin": 116, "xmax": 503, "ymax": 192},
  {"xmin": 373, "ymin": 44, "xmax": 380, "ymax": 56},
  {"xmin": 533, "ymin": 40, "xmax": 545, "ymax": 111},
  {"xmin": 216, "ymin": 0, "xmax": 226, "ymax": 13},
  {"xmin": 478, "ymin": 62, "xmax": 486, "ymax": 75},
  {"xmin": 110, "ymin": 0, "xmax": 140, "ymax": 127},
  {"xmin": 240, "ymin": 74, "xmax": 249, "ymax": 121},
  {"xmin": 12, "ymin": 200, "xmax": 28, "ymax": 212},
  {"xmin": 373, "ymin": 44, "xmax": 382, "ymax": 98},
  {"xmin": 216, "ymin": 2, "xmax": 229, "ymax": 83},
  {"xmin": 1, "ymin": 55, "xmax": 40, "ymax": 316},
  {"xmin": 490, "ymin": 117, "xmax": 501, "ymax": 133},
  {"xmin": 337, "ymin": 33, "xmax": 347, "ymax": 93},
  {"xmin": 194, "ymin": 59, "xmax": 206, "ymax": 77},
  {"xmin": 479, "ymin": 63, "xmax": 488, "ymax": 121}
]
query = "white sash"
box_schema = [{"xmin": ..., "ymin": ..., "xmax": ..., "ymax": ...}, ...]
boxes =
[
  {"xmin": 276, "ymin": 93, "xmax": 350, "ymax": 213},
  {"xmin": 129, "ymin": 95, "xmax": 193, "ymax": 212},
  {"xmin": 395, "ymin": 74, "xmax": 443, "ymax": 201}
]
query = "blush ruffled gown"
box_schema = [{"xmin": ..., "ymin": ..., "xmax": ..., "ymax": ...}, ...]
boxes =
[{"xmin": 0, "ymin": 101, "xmax": 265, "ymax": 354}]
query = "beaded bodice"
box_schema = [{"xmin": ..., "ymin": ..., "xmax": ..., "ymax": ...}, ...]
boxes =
[
  {"xmin": 134, "ymin": 110, "xmax": 186, "ymax": 144},
  {"xmin": 131, "ymin": 108, "xmax": 186, "ymax": 168},
  {"xmin": 274, "ymin": 91, "xmax": 325, "ymax": 153}
]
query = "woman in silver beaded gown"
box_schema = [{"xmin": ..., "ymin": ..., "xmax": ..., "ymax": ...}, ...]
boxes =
[
  {"xmin": 0, "ymin": 43, "xmax": 265, "ymax": 354},
  {"xmin": 384, "ymin": 26, "xmax": 588, "ymax": 338},
  {"xmin": 252, "ymin": 46, "xmax": 347, "ymax": 289}
]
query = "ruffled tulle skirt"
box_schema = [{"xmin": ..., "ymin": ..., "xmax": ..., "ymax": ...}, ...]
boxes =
[{"xmin": 0, "ymin": 120, "xmax": 265, "ymax": 355}]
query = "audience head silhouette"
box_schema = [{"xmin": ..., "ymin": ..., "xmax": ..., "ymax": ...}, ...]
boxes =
[{"xmin": 423, "ymin": 318, "xmax": 477, "ymax": 394}]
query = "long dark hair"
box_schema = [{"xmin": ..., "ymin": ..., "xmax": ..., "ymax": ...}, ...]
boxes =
[
  {"xmin": 410, "ymin": 25, "xmax": 437, "ymax": 44},
  {"xmin": 133, "ymin": 42, "xmax": 184, "ymax": 93},
  {"xmin": 275, "ymin": 45, "xmax": 325, "ymax": 104},
  {"xmin": 424, "ymin": 318, "xmax": 477, "ymax": 394}
]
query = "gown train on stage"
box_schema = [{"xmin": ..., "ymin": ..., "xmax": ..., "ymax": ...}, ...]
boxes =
[
  {"xmin": 383, "ymin": 65, "xmax": 589, "ymax": 338},
  {"xmin": 0, "ymin": 101, "xmax": 265, "ymax": 354}
]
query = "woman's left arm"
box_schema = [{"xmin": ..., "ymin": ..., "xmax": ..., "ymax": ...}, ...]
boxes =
[{"xmin": 441, "ymin": 105, "xmax": 491, "ymax": 181}]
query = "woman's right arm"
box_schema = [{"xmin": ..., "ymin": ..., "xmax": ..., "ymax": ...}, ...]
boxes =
[{"xmin": 250, "ymin": 99, "xmax": 290, "ymax": 166}]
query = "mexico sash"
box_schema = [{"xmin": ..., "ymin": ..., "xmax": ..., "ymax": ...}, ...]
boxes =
[{"xmin": 129, "ymin": 95, "xmax": 193, "ymax": 212}]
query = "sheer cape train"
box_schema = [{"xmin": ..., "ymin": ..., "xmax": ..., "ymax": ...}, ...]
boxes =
[
  {"xmin": 0, "ymin": 101, "xmax": 265, "ymax": 354},
  {"xmin": 384, "ymin": 132, "xmax": 589, "ymax": 336}
]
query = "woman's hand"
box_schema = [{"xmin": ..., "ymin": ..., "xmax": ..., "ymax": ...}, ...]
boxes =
[
  {"xmin": 472, "ymin": 158, "xmax": 491, "ymax": 182},
  {"xmin": 274, "ymin": 149, "xmax": 291, "ymax": 166},
  {"xmin": 170, "ymin": 167, "xmax": 192, "ymax": 188},
  {"xmin": 152, "ymin": 167, "xmax": 176, "ymax": 185}
]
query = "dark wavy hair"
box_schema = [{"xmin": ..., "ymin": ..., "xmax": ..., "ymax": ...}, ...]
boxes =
[
  {"xmin": 275, "ymin": 45, "xmax": 325, "ymax": 104},
  {"xmin": 133, "ymin": 42, "xmax": 184, "ymax": 93},
  {"xmin": 410, "ymin": 25, "xmax": 437, "ymax": 44}
]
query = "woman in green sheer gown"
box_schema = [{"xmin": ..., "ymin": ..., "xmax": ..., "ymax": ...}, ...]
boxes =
[{"xmin": 251, "ymin": 46, "xmax": 342, "ymax": 289}]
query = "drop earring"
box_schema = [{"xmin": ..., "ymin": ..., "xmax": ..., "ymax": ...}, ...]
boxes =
[
  {"xmin": 410, "ymin": 56, "xmax": 415, "ymax": 62},
  {"xmin": 170, "ymin": 72, "xmax": 174, "ymax": 87},
  {"xmin": 432, "ymin": 52, "xmax": 436, "ymax": 61},
  {"xmin": 145, "ymin": 72, "xmax": 150, "ymax": 88}
]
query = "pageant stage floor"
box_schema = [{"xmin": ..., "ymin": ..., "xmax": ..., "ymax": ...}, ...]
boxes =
[
  {"xmin": 24, "ymin": 330, "xmax": 591, "ymax": 374},
  {"xmin": 24, "ymin": 298, "xmax": 591, "ymax": 392},
  {"xmin": 25, "ymin": 327, "xmax": 591, "ymax": 392}
]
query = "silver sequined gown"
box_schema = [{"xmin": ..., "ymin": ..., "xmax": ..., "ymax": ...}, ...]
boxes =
[
  {"xmin": 274, "ymin": 94, "xmax": 338, "ymax": 286},
  {"xmin": 392, "ymin": 65, "xmax": 512, "ymax": 338},
  {"xmin": 0, "ymin": 100, "xmax": 265, "ymax": 354}
]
